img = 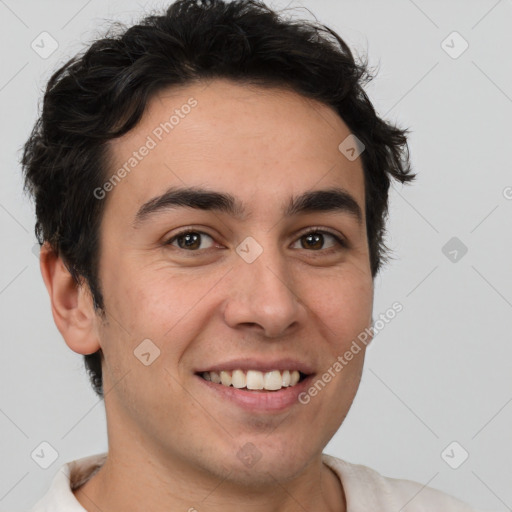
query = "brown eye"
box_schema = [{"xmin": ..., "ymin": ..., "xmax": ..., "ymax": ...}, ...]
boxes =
[
  {"xmin": 301, "ymin": 232, "xmax": 324, "ymax": 250},
  {"xmin": 167, "ymin": 231, "xmax": 215, "ymax": 251},
  {"xmin": 293, "ymin": 230, "xmax": 343, "ymax": 251}
]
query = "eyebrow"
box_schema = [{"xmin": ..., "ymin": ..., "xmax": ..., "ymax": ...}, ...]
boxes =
[{"xmin": 132, "ymin": 185, "xmax": 363, "ymax": 228}]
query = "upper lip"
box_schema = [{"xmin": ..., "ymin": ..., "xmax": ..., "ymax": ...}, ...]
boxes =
[{"xmin": 195, "ymin": 357, "xmax": 315, "ymax": 375}]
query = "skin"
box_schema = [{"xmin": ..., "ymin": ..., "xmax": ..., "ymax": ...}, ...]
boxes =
[{"xmin": 41, "ymin": 78, "xmax": 374, "ymax": 512}]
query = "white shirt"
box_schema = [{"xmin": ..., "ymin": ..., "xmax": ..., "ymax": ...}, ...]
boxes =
[{"xmin": 29, "ymin": 452, "xmax": 477, "ymax": 511}]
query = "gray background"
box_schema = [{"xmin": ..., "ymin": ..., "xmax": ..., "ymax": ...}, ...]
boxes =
[{"xmin": 1, "ymin": 0, "xmax": 511, "ymax": 510}]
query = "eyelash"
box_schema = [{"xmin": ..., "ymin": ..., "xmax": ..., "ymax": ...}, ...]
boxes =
[{"xmin": 164, "ymin": 227, "xmax": 347, "ymax": 255}]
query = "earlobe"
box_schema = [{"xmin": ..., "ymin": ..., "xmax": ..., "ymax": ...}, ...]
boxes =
[{"xmin": 39, "ymin": 243, "xmax": 101, "ymax": 355}]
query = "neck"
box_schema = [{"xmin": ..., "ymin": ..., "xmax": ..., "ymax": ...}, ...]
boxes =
[{"xmin": 73, "ymin": 447, "xmax": 346, "ymax": 512}]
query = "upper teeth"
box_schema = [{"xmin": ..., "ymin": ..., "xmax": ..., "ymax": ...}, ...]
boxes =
[{"xmin": 202, "ymin": 369, "xmax": 301, "ymax": 390}]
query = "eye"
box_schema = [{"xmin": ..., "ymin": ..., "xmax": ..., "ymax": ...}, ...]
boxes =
[
  {"xmin": 166, "ymin": 230, "xmax": 215, "ymax": 251},
  {"xmin": 291, "ymin": 229, "xmax": 345, "ymax": 252},
  {"xmin": 164, "ymin": 228, "xmax": 346, "ymax": 254}
]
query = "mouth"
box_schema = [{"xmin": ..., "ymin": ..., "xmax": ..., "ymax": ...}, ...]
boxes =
[
  {"xmin": 195, "ymin": 368, "xmax": 314, "ymax": 412},
  {"xmin": 197, "ymin": 369, "xmax": 309, "ymax": 392},
  {"xmin": 194, "ymin": 358, "xmax": 316, "ymax": 412}
]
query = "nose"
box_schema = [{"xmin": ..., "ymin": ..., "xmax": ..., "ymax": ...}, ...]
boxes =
[{"xmin": 222, "ymin": 243, "xmax": 306, "ymax": 338}]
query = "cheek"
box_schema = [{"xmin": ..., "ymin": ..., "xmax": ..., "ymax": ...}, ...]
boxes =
[
  {"xmin": 101, "ymin": 264, "xmax": 218, "ymax": 364},
  {"xmin": 304, "ymin": 268, "xmax": 373, "ymax": 342},
  {"xmin": 102, "ymin": 257, "xmax": 181, "ymax": 330}
]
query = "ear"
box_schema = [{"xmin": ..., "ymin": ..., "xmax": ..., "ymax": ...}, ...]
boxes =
[{"xmin": 39, "ymin": 242, "xmax": 101, "ymax": 355}]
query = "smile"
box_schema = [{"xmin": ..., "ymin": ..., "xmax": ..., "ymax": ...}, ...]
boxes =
[{"xmin": 200, "ymin": 369, "xmax": 305, "ymax": 391}]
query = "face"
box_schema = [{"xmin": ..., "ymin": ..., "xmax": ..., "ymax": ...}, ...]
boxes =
[{"xmin": 94, "ymin": 79, "xmax": 373, "ymax": 486}]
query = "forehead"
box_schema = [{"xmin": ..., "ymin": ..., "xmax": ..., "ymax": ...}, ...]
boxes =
[{"xmin": 104, "ymin": 79, "xmax": 365, "ymax": 219}]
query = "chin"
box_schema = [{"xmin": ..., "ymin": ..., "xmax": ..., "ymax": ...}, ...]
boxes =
[{"xmin": 223, "ymin": 436, "xmax": 318, "ymax": 485}]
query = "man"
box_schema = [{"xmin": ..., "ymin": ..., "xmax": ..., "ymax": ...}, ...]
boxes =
[{"xmin": 22, "ymin": 0, "xmax": 477, "ymax": 510}]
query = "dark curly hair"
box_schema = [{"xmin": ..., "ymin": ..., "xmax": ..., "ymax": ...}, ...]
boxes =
[{"xmin": 22, "ymin": 0, "xmax": 414, "ymax": 398}]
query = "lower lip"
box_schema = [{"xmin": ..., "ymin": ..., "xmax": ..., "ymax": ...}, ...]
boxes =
[{"xmin": 195, "ymin": 374, "xmax": 314, "ymax": 413}]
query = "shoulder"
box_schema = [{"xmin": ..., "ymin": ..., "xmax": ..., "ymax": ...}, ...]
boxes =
[
  {"xmin": 322, "ymin": 453, "xmax": 478, "ymax": 512},
  {"xmin": 29, "ymin": 452, "xmax": 107, "ymax": 512}
]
